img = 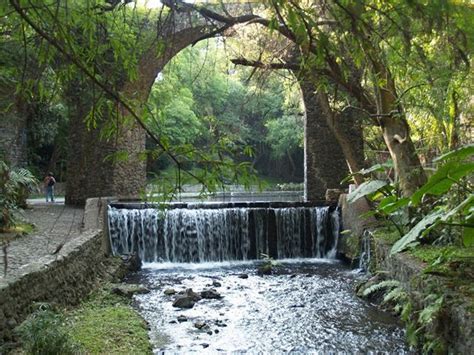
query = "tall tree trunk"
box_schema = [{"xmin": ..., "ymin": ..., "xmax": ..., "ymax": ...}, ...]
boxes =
[
  {"xmin": 377, "ymin": 75, "xmax": 426, "ymax": 197},
  {"xmin": 449, "ymin": 90, "xmax": 460, "ymax": 150},
  {"xmin": 286, "ymin": 149, "xmax": 296, "ymax": 180}
]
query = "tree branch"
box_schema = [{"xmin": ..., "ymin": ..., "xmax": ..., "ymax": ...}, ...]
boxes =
[{"xmin": 231, "ymin": 57, "xmax": 299, "ymax": 71}]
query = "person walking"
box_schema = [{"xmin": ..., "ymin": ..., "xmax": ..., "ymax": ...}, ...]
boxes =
[{"xmin": 44, "ymin": 172, "xmax": 56, "ymax": 203}]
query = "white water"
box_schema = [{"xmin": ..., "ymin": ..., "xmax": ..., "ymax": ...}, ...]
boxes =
[{"xmin": 108, "ymin": 206, "xmax": 340, "ymax": 262}]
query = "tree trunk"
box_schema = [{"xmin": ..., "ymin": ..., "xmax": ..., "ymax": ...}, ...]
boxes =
[
  {"xmin": 286, "ymin": 149, "xmax": 296, "ymax": 180},
  {"xmin": 449, "ymin": 90, "xmax": 460, "ymax": 150},
  {"xmin": 378, "ymin": 75, "xmax": 426, "ymax": 197}
]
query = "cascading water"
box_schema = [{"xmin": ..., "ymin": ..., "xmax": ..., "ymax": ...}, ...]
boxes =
[{"xmin": 108, "ymin": 205, "xmax": 340, "ymax": 263}]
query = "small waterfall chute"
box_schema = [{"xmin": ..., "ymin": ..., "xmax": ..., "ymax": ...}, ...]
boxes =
[{"xmin": 108, "ymin": 205, "xmax": 341, "ymax": 263}]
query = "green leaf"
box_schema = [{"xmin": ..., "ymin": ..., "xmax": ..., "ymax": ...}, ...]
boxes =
[
  {"xmin": 411, "ymin": 161, "xmax": 474, "ymax": 205},
  {"xmin": 379, "ymin": 197, "xmax": 410, "ymax": 214},
  {"xmin": 433, "ymin": 144, "xmax": 474, "ymax": 162},
  {"xmin": 359, "ymin": 161, "xmax": 393, "ymax": 175},
  {"xmin": 347, "ymin": 180, "xmax": 387, "ymax": 204},
  {"xmin": 390, "ymin": 209, "xmax": 445, "ymax": 255}
]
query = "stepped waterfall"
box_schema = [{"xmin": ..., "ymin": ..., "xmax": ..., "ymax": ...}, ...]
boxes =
[{"xmin": 108, "ymin": 205, "xmax": 340, "ymax": 263}]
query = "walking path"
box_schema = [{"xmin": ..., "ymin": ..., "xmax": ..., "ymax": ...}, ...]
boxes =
[{"xmin": 0, "ymin": 201, "xmax": 84, "ymax": 281}]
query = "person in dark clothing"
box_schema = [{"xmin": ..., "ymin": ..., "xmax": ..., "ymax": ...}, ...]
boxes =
[{"xmin": 44, "ymin": 172, "xmax": 56, "ymax": 202}]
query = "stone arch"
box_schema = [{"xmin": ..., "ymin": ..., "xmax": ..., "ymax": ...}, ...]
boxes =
[{"xmin": 65, "ymin": 5, "xmax": 363, "ymax": 205}]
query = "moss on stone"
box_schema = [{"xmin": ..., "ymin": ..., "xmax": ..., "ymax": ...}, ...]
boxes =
[
  {"xmin": 66, "ymin": 285, "xmax": 152, "ymax": 354},
  {"xmin": 371, "ymin": 225, "xmax": 400, "ymax": 244}
]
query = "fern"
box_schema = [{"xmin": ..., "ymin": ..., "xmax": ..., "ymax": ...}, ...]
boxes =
[
  {"xmin": 362, "ymin": 279, "xmax": 400, "ymax": 297},
  {"xmin": 418, "ymin": 295, "xmax": 444, "ymax": 324},
  {"xmin": 383, "ymin": 286, "xmax": 408, "ymax": 305}
]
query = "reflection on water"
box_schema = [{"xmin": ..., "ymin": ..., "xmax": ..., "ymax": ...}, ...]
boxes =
[{"xmin": 131, "ymin": 259, "xmax": 410, "ymax": 354}]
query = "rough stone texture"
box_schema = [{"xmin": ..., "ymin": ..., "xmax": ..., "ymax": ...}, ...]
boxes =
[
  {"xmin": 301, "ymin": 84, "xmax": 364, "ymax": 201},
  {"xmin": 0, "ymin": 229, "xmax": 110, "ymax": 343},
  {"xmin": 1, "ymin": 204, "xmax": 84, "ymax": 277},
  {"xmin": 339, "ymin": 195, "xmax": 473, "ymax": 354},
  {"xmin": 373, "ymin": 239, "xmax": 473, "ymax": 355},
  {"xmin": 338, "ymin": 194, "xmax": 378, "ymax": 247},
  {"xmin": 0, "ymin": 95, "xmax": 27, "ymax": 167},
  {"xmin": 0, "ymin": 200, "xmax": 131, "ymax": 346},
  {"xmin": 83, "ymin": 197, "xmax": 117, "ymax": 254},
  {"xmin": 64, "ymin": 82, "xmax": 147, "ymax": 206}
]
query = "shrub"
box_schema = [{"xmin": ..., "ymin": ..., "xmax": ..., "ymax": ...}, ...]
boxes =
[{"xmin": 15, "ymin": 305, "xmax": 81, "ymax": 355}]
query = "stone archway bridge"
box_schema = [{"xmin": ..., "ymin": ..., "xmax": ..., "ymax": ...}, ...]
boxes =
[{"xmin": 65, "ymin": 0, "xmax": 363, "ymax": 205}]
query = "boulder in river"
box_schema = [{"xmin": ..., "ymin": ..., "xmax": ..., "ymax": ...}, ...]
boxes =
[
  {"xmin": 200, "ymin": 289, "xmax": 223, "ymax": 299},
  {"xmin": 238, "ymin": 273, "xmax": 249, "ymax": 279},
  {"xmin": 177, "ymin": 315, "xmax": 188, "ymax": 322},
  {"xmin": 164, "ymin": 288, "xmax": 177, "ymax": 296},
  {"xmin": 194, "ymin": 321, "xmax": 207, "ymax": 329},
  {"xmin": 172, "ymin": 296, "xmax": 195, "ymax": 309},
  {"xmin": 186, "ymin": 288, "xmax": 202, "ymax": 301}
]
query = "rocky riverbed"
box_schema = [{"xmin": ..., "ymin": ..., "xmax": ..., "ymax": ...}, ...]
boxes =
[{"xmin": 129, "ymin": 259, "xmax": 411, "ymax": 353}]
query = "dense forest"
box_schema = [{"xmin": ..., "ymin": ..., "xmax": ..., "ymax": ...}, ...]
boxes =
[{"xmin": 0, "ymin": 0, "xmax": 473, "ymax": 353}]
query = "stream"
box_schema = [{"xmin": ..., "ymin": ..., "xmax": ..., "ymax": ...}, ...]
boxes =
[{"xmin": 130, "ymin": 258, "xmax": 410, "ymax": 354}]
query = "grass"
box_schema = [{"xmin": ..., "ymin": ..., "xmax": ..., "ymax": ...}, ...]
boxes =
[
  {"xmin": 66, "ymin": 286, "xmax": 153, "ymax": 354},
  {"xmin": 0, "ymin": 222, "xmax": 35, "ymax": 234},
  {"xmin": 410, "ymin": 245, "xmax": 474, "ymax": 265}
]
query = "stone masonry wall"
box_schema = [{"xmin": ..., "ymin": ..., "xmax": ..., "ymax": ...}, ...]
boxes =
[
  {"xmin": 0, "ymin": 95, "xmax": 28, "ymax": 167},
  {"xmin": 0, "ymin": 230, "xmax": 110, "ymax": 344},
  {"xmin": 302, "ymin": 83, "xmax": 364, "ymax": 201},
  {"xmin": 339, "ymin": 194, "xmax": 473, "ymax": 353}
]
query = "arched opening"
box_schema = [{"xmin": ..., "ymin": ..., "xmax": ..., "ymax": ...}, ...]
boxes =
[
  {"xmin": 144, "ymin": 37, "xmax": 305, "ymax": 200},
  {"xmin": 64, "ymin": 3, "xmax": 362, "ymax": 205}
]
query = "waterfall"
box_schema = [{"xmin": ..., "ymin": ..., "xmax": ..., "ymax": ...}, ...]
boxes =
[
  {"xmin": 108, "ymin": 206, "xmax": 341, "ymax": 263},
  {"xmin": 358, "ymin": 230, "xmax": 372, "ymax": 272}
]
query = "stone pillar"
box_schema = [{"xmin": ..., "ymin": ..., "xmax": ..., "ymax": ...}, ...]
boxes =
[
  {"xmin": 0, "ymin": 94, "xmax": 28, "ymax": 167},
  {"xmin": 65, "ymin": 82, "xmax": 146, "ymax": 206},
  {"xmin": 301, "ymin": 82, "xmax": 364, "ymax": 201},
  {"xmin": 64, "ymin": 24, "xmax": 210, "ymax": 205}
]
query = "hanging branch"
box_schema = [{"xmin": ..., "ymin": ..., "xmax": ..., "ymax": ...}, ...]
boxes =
[{"xmin": 8, "ymin": 0, "xmax": 212, "ymax": 183}]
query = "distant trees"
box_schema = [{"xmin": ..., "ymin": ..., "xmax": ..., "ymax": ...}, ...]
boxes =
[{"xmin": 145, "ymin": 40, "xmax": 305, "ymax": 181}]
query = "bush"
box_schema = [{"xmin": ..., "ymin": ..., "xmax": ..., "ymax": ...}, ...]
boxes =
[
  {"xmin": 0, "ymin": 160, "xmax": 37, "ymax": 230},
  {"xmin": 15, "ymin": 305, "xmax": 81, "ymax": 355}
]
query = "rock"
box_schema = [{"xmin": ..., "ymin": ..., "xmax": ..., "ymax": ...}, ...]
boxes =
[
  {"xmin": 201, "ymin": 343, "xmax": 209, "ymax": 349},
  {"xmin": 164, "ymin": 288, "xmax": 176, "ymax": 296},
  {"xmin": 111, "ymin": 283, "xmax": 150, "ymax": 298},
  {"xmin": 214, "ymin": 329, "xmax": 220, "ymax": 334},
  {"xmin": 169, "ymin": 320, "xmax": 177, "ymax": 324},
  {"xmin": 238, "ymin": 273, "xmax": 249, "ymax": 279},
  {"xmin": 257, "ymin": 263, "xmax": 272, "ymax": 275},
  {"xmin": 200, "ymin": 289, "xmax": 222, "ymax": 299},
  {"xmin": 172, "ymin": 296, "xmax": 195, "ymax": 309},
  {"xmin": 121, "ymin": 253, "xmax": 142, "ymax": 272},
  {"xmin": 186, "ymin": 288, "xmax": 202, "ymax": 301},
  {"xmin": 207, "ymin": 330, "xmax": 213, "ymax": 335},
  {"xmin": 212, "ymin": 280, "xmax": 222, "ymax": 287},
  {"xmin": 177, "ymin": 315, "xmax": 188, "ymax": 323},
  {"xmin": 325, "ymin": 188, "xmax": 344, "ymax": 204},
  {"xmin": 194, "ymin": 321, "xmax": 207, "ymax": 329}
]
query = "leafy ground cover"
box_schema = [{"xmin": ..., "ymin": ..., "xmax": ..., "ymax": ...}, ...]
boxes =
[{"xmin": 15, "ymin": 285, "xmax": 153, "ymax": 354}]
